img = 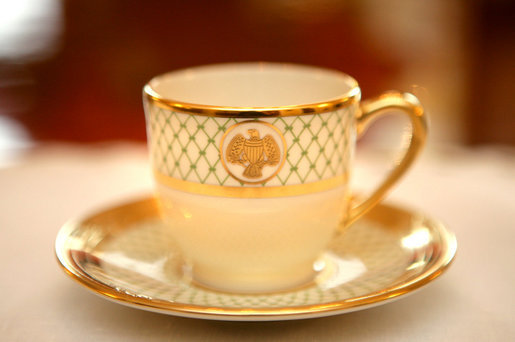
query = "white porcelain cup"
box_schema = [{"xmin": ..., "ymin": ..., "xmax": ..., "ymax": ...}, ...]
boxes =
[{"xmin": 143, "ymin": 62, "xmax": 427, "ymax": 293}]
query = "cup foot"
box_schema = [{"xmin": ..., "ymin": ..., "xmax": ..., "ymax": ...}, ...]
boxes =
[{"xmin": 190, "ymin": 263, "xmax": 318, "ymax": 294}]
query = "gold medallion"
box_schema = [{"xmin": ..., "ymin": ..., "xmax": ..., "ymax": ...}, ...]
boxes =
[{"xmin": 220, "ymin": 121, "xmax": 286, "ymax": 184}]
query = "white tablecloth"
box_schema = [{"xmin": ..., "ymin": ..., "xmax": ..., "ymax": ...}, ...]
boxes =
[{"xmin": 1, "ymin": 143, "xmax": 514, "ymax": 341}]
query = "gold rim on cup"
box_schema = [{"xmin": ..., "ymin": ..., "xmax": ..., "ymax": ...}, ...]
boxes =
[{"xmin": 143, "ymin": 62, "xmax": 361, "ymax": 117}]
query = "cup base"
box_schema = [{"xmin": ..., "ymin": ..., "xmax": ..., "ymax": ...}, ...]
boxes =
[{"xmin": 190, "ymin": 262, "xmax": 318, "ymax": 294}]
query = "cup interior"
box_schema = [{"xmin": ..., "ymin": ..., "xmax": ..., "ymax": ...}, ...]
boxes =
[{"xmin": 146, "ymin": 62, "xmax": 359, "ymax": 108}]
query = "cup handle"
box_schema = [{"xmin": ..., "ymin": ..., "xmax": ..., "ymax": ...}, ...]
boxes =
[{"xmin": 344, "ymin": 92, "xmax": 428, "ymax": 227}]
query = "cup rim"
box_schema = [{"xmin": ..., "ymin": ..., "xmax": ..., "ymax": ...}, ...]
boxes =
[{"xmin": 143, "ymin": 62, "xmax": 361, "ymax": 117}]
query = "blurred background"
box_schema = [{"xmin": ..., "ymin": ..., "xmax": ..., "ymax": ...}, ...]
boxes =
[{"xmin": 0, "ymin": 0, "xmax": 513, "ymax": 159}]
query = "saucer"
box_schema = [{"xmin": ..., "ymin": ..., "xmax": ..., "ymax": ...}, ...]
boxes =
[{"xmin": 55, "ymin": 197, "xmax": 456, "ymax": 321}]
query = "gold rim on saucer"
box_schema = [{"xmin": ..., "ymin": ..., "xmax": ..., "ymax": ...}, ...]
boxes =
[{"xmin": 55, "ymin": 197, "xmax": 456, "ymax": 321}]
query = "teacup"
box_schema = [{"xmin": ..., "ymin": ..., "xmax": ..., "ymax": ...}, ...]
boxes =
[{"xmin": 143, "ymin": 62, "xmax": 426, "ymax": 293}]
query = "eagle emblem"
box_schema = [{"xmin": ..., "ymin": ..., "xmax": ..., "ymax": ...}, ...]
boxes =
[{"xmin": 226, "ymin": 129, "xmax": 281, "ymax": 178}]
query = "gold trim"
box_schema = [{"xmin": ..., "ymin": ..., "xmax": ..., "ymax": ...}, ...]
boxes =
[
  {"xmin": 55, "ymin": 197, "xmax": 457, "ymax": 321},
  {"xmin": 219, "ymin": 120, "xmax": 287, "ymax": 185},
  {"xmin": 145, "ymin": 90, "xmax": 359, "ymax": 117},
  {"xmin": 143, "ymin": 63, "xmax": 360, "ymax": 117},
  {"xmin": 153, "ymin": 170, "xmax": 347, "ymax": 198}
]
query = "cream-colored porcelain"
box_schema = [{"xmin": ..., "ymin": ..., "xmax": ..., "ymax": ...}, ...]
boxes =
[
  {"xmin": 55, "ymin": 197, "xmax": 457, "ymax": 321},
  {"xmin": 158, "ymin": 184, "xmax": 347, "ymax": 293},
  {"xmin": 143, "ymin": 62, "xmax": 427, "ymax": 293}
]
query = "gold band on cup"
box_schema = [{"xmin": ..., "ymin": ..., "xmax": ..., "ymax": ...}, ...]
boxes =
[
  {"xmin": 153, "ymin": 170, "xmax": 348, "ymax": 198},
  {"xmin": 144, "ymin": 89, "xmax": 360, "ymax": 117}
]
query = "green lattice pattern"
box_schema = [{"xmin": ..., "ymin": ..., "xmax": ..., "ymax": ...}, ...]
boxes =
[{"xmin": 147, "ymin": 104, "xmax": 355, "ymax": 186}]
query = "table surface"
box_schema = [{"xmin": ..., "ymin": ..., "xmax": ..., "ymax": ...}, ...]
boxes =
[{"xmin": 1, "ymin": 143, "xmax": 514, "ymax": 341}]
